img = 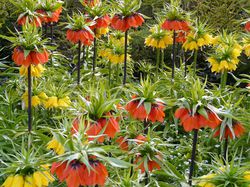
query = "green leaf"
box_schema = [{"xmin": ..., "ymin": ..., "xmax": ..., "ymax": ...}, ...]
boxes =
[
  {"xmin": 144, "ymin": 102, "xmax": 152, "ymax": 115},
  {"xmin": 198, "ymin": 107, "xmax": 208, "ymax": 119},
  {"xmin": 24, "ymin": 50, "xmax": 30, "ymax": 58}
]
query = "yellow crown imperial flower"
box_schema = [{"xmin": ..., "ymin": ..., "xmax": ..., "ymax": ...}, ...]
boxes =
[
  {"xmin": 197, "ymin": 173, "xmax": 216, "ymax": 187},
  {"xmin": 22, "ymin": 91, "xmax": 41, "ymax": 108},
  {"xmin": 44, "ymin": 96, "xmax": 58, "ymax": 109},
  {"xmin": 244, "ymin": 44, "xmax": 250, "ymax": 57},
  {"xmin": 20, "ymin": 64, "xmax": 46, "ymax": 78},
  {"xmin": 47, "ymin": 138, "xmax": 65, "ymax": 155},
  {"xmin": 183, "ymin": 31, "xmax": 213, "ymax": 51},
  {"xmin": 96, "ymin": 27, "xmax": 109, "ymax": 38},
  {"xmin": 58, "ymin": 96, "xmax": 71, "ymax": 108}
]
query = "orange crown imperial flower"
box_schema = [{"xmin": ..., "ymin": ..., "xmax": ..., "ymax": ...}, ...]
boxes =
[
  {"xmin": 111, "ymin": 13, "xmax": 144, "ymax": 32},
  {"xmin": 214, "ymin": 122, "xmax": 245, "ymax": 140},
  {"xmin": 125, "ymin": 96, "xmax": 165, "ymax": 122},
  {"xmin": 174, "ymin": 107, "xmax": 221, "ymax": 132},
  {"xmin": 162, "ymin": 20, "xmax": 190, "ymax": 32},
  {"xmin": 51, "ymin": 159, "xmax": 108, "ymax": 187},
  {"xmin": 135, "ymin": 154, "xmax": 161, "ymax": 173},
  {"xmin": 17, "ymin": 16, "xmax": 42, "ymax": 27},
  {"xmin": 71, "ymin": 114, "xmax": 120, "ymax": 143},
  {"xmin": 12, "ymin": 47, "xmax": 49, "ymax": 67},
  {"xmin": 66, "ymin": 29, "xmax": 94, "ymax": 45}
]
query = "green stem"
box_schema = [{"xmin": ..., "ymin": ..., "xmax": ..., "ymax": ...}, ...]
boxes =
[
  {"xmin": 116, "ymin": 63, "xmax": 119, "ymax": 85},
  {"xmin": 108, "ymin": 61, "xmax": 111, "ymax": 86},
  {"xmin": 156, "ymin": 48, "xmax": 160, "ymax": 79},
  {"xmin": 220, "ymin": 70, "xmax": 228, "ymax": 89},
  {"xmin": 28, "ymin": 66, "xmax": 32, "ymax": 133},
  {"xmin": 193, "ymin": 49, "xmax": 198, "ymax": 76},
  {"xmin": 161, "ymin": 49, "xmax": 164, "ymax": 68}
]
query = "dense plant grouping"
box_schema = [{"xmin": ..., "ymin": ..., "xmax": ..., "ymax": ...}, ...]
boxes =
[{"xmin": 0, "ymin": 0, "xmax": 249, "ymax": 186}]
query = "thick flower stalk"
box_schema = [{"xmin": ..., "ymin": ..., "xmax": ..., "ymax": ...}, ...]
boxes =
[
  {"xmin": 161, "ymin": 0, "xmax": 190, "ymax": 80},
  {"xmin": 111, "ymin": 0, "xmax": 144, "ymax": 84},
  {"xmin": 65, "ymin": 13, "xmax": 94, "ymax": 84},
  {"xmin": 81, "ymin": 1, "xmax": 111, "ymax": 74},
  {"xmin": 145, "ymin": 25, "xmax": 173, "ymax": 76}
]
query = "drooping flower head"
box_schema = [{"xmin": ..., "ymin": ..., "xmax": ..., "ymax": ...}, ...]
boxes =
[
  {"xmin": 214, "ymin": 121, "xmax": 245, "ymax": 140},
  {"xmin": 51, "ymin": 158, "xmax": 108, "ymax": 187},
  {"xmin": 125, "ymin": 78, "xmax": 165, "ymax": 122},
  {"xmin": 207, "ymin": 32, "xmax": 242, "ymax": 73},
  {"xmin": 111, "ymin": 0, "xmax": 144, "ymax": 32},
  {"xmin": 71, "ymin": 89, "xmax": 120, "ymax": 142},
  {"xmin": 99, "ymin": 33, "xmax": 131, "ymax": 64},
  {"xmin": 1, "ymin": 147, "xmax": 54, "ymax": 187},
  {"xmin": 182, "ymin": 21, "xmax": 214, "ymax": 51},
  {"xmin": 174, "ymin": 79, "xmax": 221, "ymax": 132},
  {"xmin": 36, "ymin": 0, "xmax": 63, "ymax": 23},
  {"xmin": 132, "ymin": 137, "xmax": 162, "ymax": 173},
  {"xmin": 65, "ymin": 13, "xmax": 94, "ymax": 45},
  {"xmin": 1, "ymin": 24, "xmax": 50, "ymax": 67},
  {"xmin": 145, "ymin": 24, "xmax": 173, "ymax": 49},
  {"xmin": 161, "ymin": 0, "xmax": 190, "ymax": 32},
  {"xmin": 12, "ymin": 0, "xmax": 42, "ymax": 27},
  {"xmin": 81, "ymin": 1, "xmax": 111, "ymax": 32}
]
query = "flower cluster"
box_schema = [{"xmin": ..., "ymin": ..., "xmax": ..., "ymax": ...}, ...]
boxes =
[
  {"xmin": 243, "ymin": 37, "xmax": 250, "ymax": 57},
  {"xmin": 51, "ymin": 159, "xmax": 108, "ymax": 187},
  {"xmin": 126, "ymin": 95, "xmax": 165, "ymax": 122},
  {"xmin": 213, "ymin": 121, "xmax": 245, "ymax": 140},
  {"xmin": 72, "ymin": 113, "xmax": 120, "ymax": 143},
  {"xmin": 65, "ymin": 13, "xmax": 94, "ymax": 45},
  {"xmin": 13, "ymin": 47, "xmax": 49, "ymax": 67},
  {"xmin": 175, "ymin": 107, "xmax": 221, "ymax": 132},
  {"xmin": 182, "ymin": 32, "xmax": 214, "ymax": 51},
  {"xmin": 207, "ymin": 34, "xmax": 242, "ymax": 73},
  {"xmin": 145, "ymin": 25, "xmax": 173, "ymax": 49},
  {"xmin": 99, "ymin": 32, "xmax": 131, "ymax": 64},
  {"xmin": 22, "ymin": 91, "xmax": 71, "ymax": 109},
  {"xmin": 36, "ymin": 0, "xmax": 63, "ymax": 24},
  {"xmin": 19, "ymin": 64, "xmax": 46, "ymax": 77},
  {"xmin": 1, "ymin": 166, "xmax": 54, "ymax": 187},
  {"xmin": 111, "ymin": 13, "xmax": 144, "ymax": 32}
]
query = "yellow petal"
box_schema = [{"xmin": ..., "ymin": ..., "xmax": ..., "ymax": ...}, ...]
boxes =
[
  {"xmin": 33, "ymin": 172, "xmax": 43, "ymax": 187},
  {"xmin": 11, "ymin": 175, "xmax": 24, "ymax": 187},
  {"xmin": 32, "ymin": 96, "xmax": 41, "ymax": 107},
  {"xmin": 1, "ymin": 176, "xmax": 14, "ymax": 187}
]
